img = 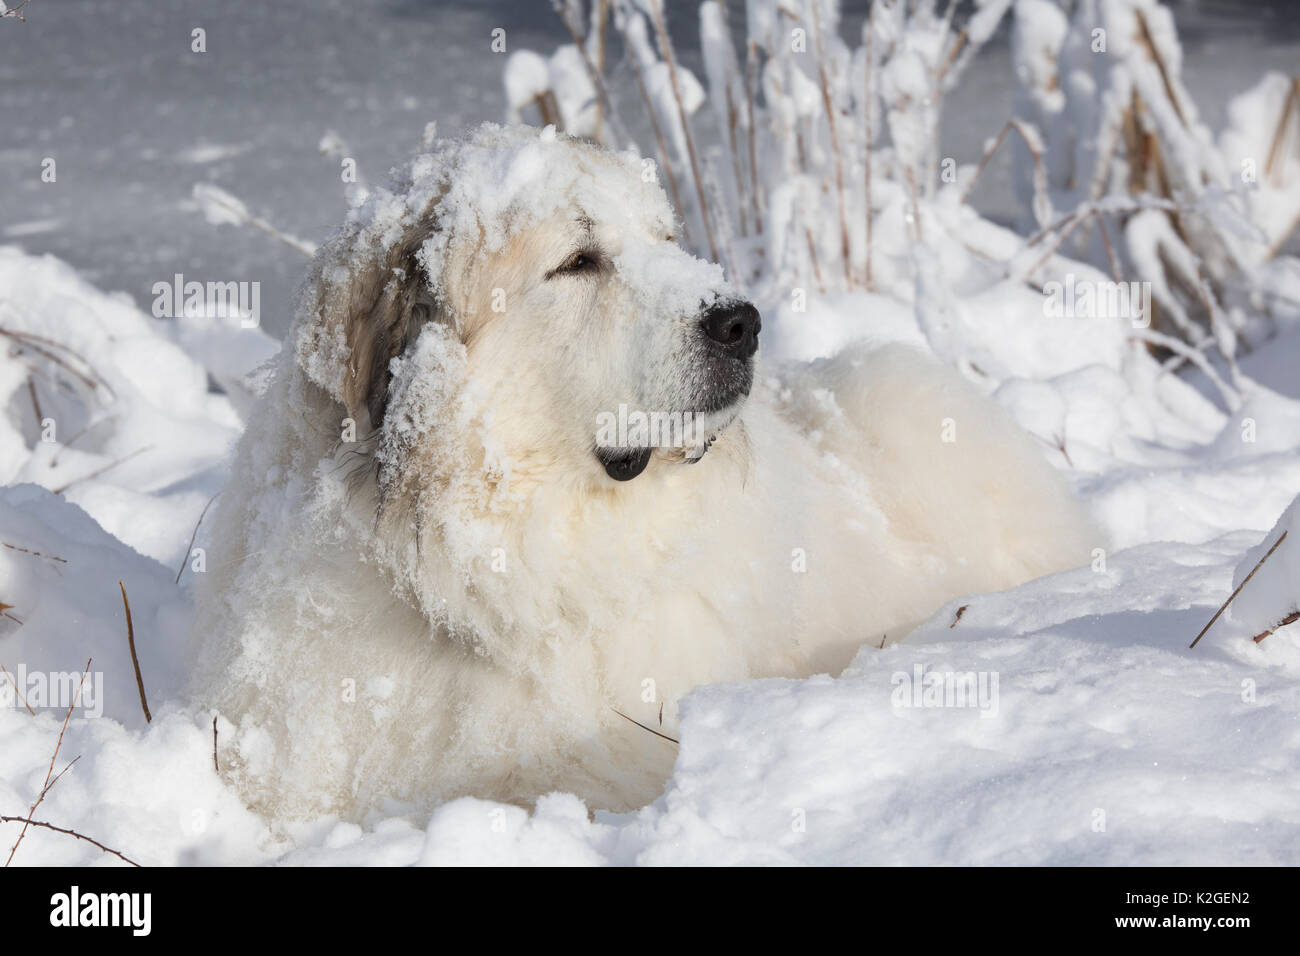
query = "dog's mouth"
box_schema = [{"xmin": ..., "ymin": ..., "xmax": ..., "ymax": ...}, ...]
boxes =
[
  {"xmin": 594, "ymin": 392, "xmax": 747, "ymax": 481},
  {"xmin": 595, "ymin": 435, "xmax": 719, "ymax": 481},
  {"xmin": 595, "ymin": 445, "xmax": 654, "ymax": 481}
]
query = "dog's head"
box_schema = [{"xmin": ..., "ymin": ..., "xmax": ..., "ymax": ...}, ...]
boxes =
[{"xmin": 295, "ymin": 124, "xmax": 757, "ymax": 492}]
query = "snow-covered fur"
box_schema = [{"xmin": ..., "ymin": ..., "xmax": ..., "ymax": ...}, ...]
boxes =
[{"xmin": 190, "ymin": 124, "xmax": 1100, "ymax": 818}]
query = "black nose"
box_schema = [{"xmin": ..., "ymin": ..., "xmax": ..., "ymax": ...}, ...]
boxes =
[{"xmin": 699, "ymin": 301, "xmax": 760, "ymax": 360}]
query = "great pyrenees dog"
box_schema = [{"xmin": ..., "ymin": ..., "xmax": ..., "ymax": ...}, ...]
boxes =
[{"xmin": 191, "ymin": 123, "xmax": 1098, "ymax": 819}]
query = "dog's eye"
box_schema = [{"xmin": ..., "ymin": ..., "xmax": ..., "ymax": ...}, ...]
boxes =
[{"xmin": 547, "ymin": 250, "xmax": 602, "ymax": 279}]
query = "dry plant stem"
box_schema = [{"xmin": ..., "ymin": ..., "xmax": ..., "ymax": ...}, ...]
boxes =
[
  {"xmin": 905, "ymin": 166, "xmax": 923, "ymax": 242},
  {"xmin": 1024, "ymin": 208, "xmax": 1085, "ymax": 249},
  {"xmin": 43, "ymin": 755, "xmax": 81, "ymax": 798},
  {"xmin": 26, "ymin": 378, "xmax": 42, "ymax": 427},
  {"xmin": 213, "ymin": 716, "xmax": 220, "ymax": 772},
  {"xmin": 1190, "ymin": 531, "xmax": 1288, "ymax": 649},
  {"xmin": 175, "ymin": 492, "xmax": 219, "ymax": 585},
  {"xmin": 51, "ymin": 444, "xmax": 152, "ymax": 495},
  {"xmin": 1266, "ymin": 205, "xmax": 1300, "ymax": 260},
  {"xmin": 793, "ymin": 112, "xmax": 810, "ymax": 176},
  {"xmin": 1125, "ymin": 91, "xmax": 1195, "ymax": 265},
  {"xmin": 648, "ymin": 0, "xmax": 719, "ymax": 263},
  {"xmin": 1134, "ymin": 10, "xmax": 1188, "ymax": 126},
  {"xmin": 1133, "ymin": 327, "xmax": 1239, "ymax": 410},
  {"xmin": 529, "ymin": 91, "xmax": 563, "ymax": 129},
  {"xmin": 810, "ymin": 0, "xmax": 852, "ymax": 286},
  {"xmin": 49, "ymin": 414, "xmax": 119, "ymax": 467},
  {"xmin": 0, "ymin": 326, "xmax": 99, "ymax": 368},
  {"xmin": 197, "ymin": 188, "xmax": 316, "ymax": 258},
  {"xmin": 960, "ymin": 120, "xmax": 1048, "ymax": 212},
  {"xmin": 766, "ymin": 71, "xmax": 802, "ymax": 179},
  {"xmin": 238, "ymin": 213, "xmax": 316, "ymax": 259},
  {"xmin": 960, "ymin": 122, "xmax": 1015, "ymax": 204},
  {"xmin": 1023, "ymin": 197, "xmax": 1175, "ymax": 250},
  {"xmin": 1096, "ymin": 217, "xmax": 1123, "ymax": 282},
  {"xmin": 119, "ymin": 581, "xmax": 151, "ymax": 723},
  {"xmin": 1086, "ymin": 112, "xmax": 1124, "ymax": 207},
  {"xmin": 1152, "ymin": 245, "xmax": 1219, "ymax": 346},
  {"xmin": 1, "ymin": 665, "xmax": 34, "ymax": 715},
  {"xmin": 1191, "ymin": 270, "xmax": 1244, "ymax": 388},
  {"xmin": 863, "ymin": 12, "xmax": 874, "ymax": 290},
  {"xmin": 2, "ymin": 541, "xmax": 66, "ymax": 563},
  {"xmin": 704, "ymin": 160, "xmax": 741, "ymax": 281},
  {"xmin": 0, "ymin": 0, "xmax": 32, "ymax": 22},
  {"xmin": 0, "ymin": 326, "xmax": 111, "ymax": 396},
  {"xmin": 726, "ymin": 85, "xmax": 749, "ymax": 236},
  {"xmin": 715, "ymin": 0, "xmax": 748, "ymax": 236},
  {"xmin": 591, "ymin": 0, "xmax": 610, "ymax": 143},
  {"xmin": 1023, "ymin": 209, "xmax": 1092, "ymax": 280},
  {"xmin": 745, "ymin": 40, "xmax": 763, "ymax": 235},
  {"xmin": 1159, "ymin": 335, "xmax": 1210, "ymax": 374},
  {"xmin": 936, "ymin": 29, "xmax": 967, "ymax": 87},
  {"xmin": 940, "ymin": 0, "xmax": 959, "ymax": 35},
  {"xmin": 615, "ymin": 15, "xmax": 688, "ymax": 239},
  {"xmin": 1264, "ymin": 76, "xmax": 1300, "ymax": 186},
  {"xmin": 1254, "ymin": 610, "xmax": 1300, "ymax": 644},
  {"xmin": 805, "ymin": 227, "xmax": 826, "ymax": 294},
  {"xmin": 0, "ymin": 816, "xmax": 140, "ymax": 866},
  {"xmin": 22, "ymin": 364, "xmax": 63, "ymax": 402},
  {"xmin": 611, "ymin": 707, "xmax": 678, "ymax": 744},
  {"xmin": 5, "ymin": 658, "xmax": 89, "ymax": 866},
  {"xmin": 1022, "ymin": 202, "xmax": 1170, "ymax": 287},
  {"xmin": 553, "ymin": 0, "xmax": 629, "ymax": 148}
]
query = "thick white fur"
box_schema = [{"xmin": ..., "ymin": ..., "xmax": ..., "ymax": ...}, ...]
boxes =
[{"xmin": 190, "ymin": 125, "xmax": 1100, "ymax": 819}]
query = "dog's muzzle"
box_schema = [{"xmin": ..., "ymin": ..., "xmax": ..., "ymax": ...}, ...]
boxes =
[
  {"xmin": 691, "ymin": 299, "xmax": 760, "ymax": 418},
  {"xmin": 596, "ymin": 300, "xmax": 760, "ymax": 482}
]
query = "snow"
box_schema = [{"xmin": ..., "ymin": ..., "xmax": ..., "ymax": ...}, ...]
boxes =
[
  {"xmin": 0, "ymin": 248, "xmax": 242, "ymax": 567},
  {"xmin": 2, "ymin": 226, "xmax": 1300, "ymax": 864},
  {"xmin": 3, "ymin": 0, "xmax": 1300, "ymax": 866},
  {"xmin": 504, "ymin": 50, "xmax": 553, "ymax": 120},
  {"xmin": 1218, "ymin": 71, "xmax": 1300, "ymax": 257},
  {"xmin": 504, "ymin": 46, "xmax": 601, "ymax": 139}
]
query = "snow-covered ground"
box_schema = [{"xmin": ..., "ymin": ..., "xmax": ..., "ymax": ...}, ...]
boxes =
[
  {"xmin": 3, "ymin": 0, "xmax": 1300, "ymax": 865},
  {"xmin": 1, "ymin": 231, "xmax": 1298, "ymax": 865}
]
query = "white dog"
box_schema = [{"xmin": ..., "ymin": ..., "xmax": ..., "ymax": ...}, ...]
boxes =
[{"xmin": 191, "ymin": 124, "xmax": 1098, "ymax": 818}]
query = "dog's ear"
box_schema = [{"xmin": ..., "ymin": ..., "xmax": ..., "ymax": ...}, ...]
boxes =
[
  {"xmin": 341, "ymin": 226, "xmax": 441, "ymax": 427},
  {"xmin": 296, "ymin": 212, "xmax": 444, "ymax": 430}
]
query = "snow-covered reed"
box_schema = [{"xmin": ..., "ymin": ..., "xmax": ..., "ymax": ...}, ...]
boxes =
[{"xmin": 506, "ymin": 0, "xmax": 1300, "ymax": 388}]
